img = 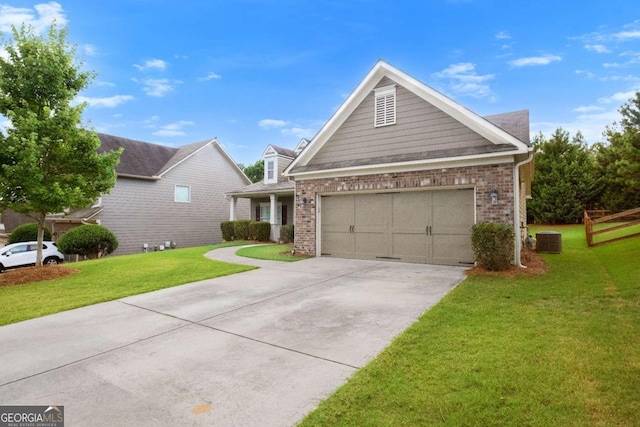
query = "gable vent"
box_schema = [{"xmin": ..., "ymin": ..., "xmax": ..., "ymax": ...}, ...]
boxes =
[{"xmin": 374, "ymin": 84, "xmax": 396, "ymax": 127}]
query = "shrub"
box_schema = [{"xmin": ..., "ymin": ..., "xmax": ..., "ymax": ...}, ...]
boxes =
[
  {"xmin": 8, "ymin": 223, "xmax": 51, "ymax": 244},
  {"xmin": 281, "ymin": 224, "xmax": 294, "ymax": 243},
  {"xmin": 250, "ymin": 221, "xmax": 271, "ymax": 241},
  {"xmin": 471, "ymin": 222, "xmax": 514, "ymax": 271},
  {"xmin": 57, "ymin": 224, "xmax": 118, "ymax": 259},
  {"xmin": 233, "ymin": 219, "xmax": 252, "ymax": 240},
  {"xmin": 220, "ymin": 221, "xmax": 235, "ymax": 241}
]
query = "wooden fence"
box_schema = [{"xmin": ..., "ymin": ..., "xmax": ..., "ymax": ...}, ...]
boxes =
[{"xmin": 584, "ymin": 207, "xmax": 640, "ymax": 247}]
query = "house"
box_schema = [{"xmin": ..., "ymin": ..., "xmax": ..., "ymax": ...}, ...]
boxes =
[
  {"xmin": 45, "ymin": 134, "xmax": 251, "ymax": 255},
  {"xmin": 279, "ymin": 60, "xmax": 534, "ymax": 267},
  {"xmin": 225, "ymin": 139, "xmax": 309, "ymax": 241}
]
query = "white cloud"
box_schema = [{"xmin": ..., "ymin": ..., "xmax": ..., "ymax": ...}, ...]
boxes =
[
  {"xmin": 140, "ymin": 78, "xmax": 175, "ymax": 97},
  {"xmin": 258, "ymin": 119, "xmax": 287, "ymax": 129},
  {"xmin": 574, "ymin": 105, "xmax": 604, "ymax": 113},
  {"xmin": 495, "ymin": 31, "xmax": 511, "ymax": 40},
  {"xmin": 152, "ymin": 120, "xmax": 194, "ymax": 137},
  {"xmin": 509, "ymin": 54, "xmax": 561, "ymax": 67},
  {"xmin": 585, "ymin": 44, "xmax": 610, "ymax": 53},
  {"xmin": 76, "ymin": 95, "xmax": 134, "ymax": 108},
  {"xmin": 603, "ymin": 62, "xmax": 620, "ymax": 68},
  {"xmin": 133, "ymin": 59, "xmax": 167, "ymax": 72},
  {"xmin": 614, "ymin": 30, "xmax": 640, "ymax": 40},
  {"xmin": 281, "ymin": 127, "xmax": 314, "ymax": 138},
  {"xmin": 198, "ymin": 72, "xmax": 222, "ymax": 81},
  {"xmin": 143, "ymin": 115, "xmax": 160, "ymax": 128},
  {"xmin": 0, "ymin": 2, "xmax": 67, "ymax": 34},
  {"xmin": 82, "ymin": 44, "xmax": 98, "ymax": 57},
  {"xmin": 575, "ymin": 69, "xmax": 595, "ymax": 79},
  {"xmin": 432, "ymin": 62, "xmax": 496, "ymax": 100},
  {"xmin": 532, "ymin": 109, "xmax": 620, "ymax": 144},
  {"xmin": 95, "ymin": 80, "xmax": 116, "ymax": 87},
  {"xmin": 598, "ymin": 90, "xmax": 638, "ymax": 104}
]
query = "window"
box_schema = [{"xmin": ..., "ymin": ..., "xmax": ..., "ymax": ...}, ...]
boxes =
[
  {"xmin": 175, "ymin": 185, "xmax": 191, "ymax": 203},
  {"xmin": 259, "ymin": 203, "xmax": 282, "ymax": 224},
  {"xmin": 374, "ymin": 85, "xmax": 396, "ymax": 127},
  {"xmin": 266, "ymin": 160, "xmax": 275, "ymax": 181}
]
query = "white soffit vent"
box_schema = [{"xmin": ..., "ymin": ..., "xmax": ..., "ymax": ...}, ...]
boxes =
[{"xmin": 374, "ymin": 84, "xmax": 396, "ymax": 127}]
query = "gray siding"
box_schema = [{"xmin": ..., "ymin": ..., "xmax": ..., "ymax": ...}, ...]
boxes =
[
  {"xmin": 277, "ymin": 155, "xmax": 293, "ymax": 182},
  {"xmin": 98, "ymin": 143, "xmax": 249, "ymax": 255},
  {"xmin": 308, "ymin": 77, "xmax": 498, "ymax": 166}
]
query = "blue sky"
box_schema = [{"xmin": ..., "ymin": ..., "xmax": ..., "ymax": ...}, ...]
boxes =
[{"xmin": 1, "ymin": 1, "xmax": 639, "ymax": 165}]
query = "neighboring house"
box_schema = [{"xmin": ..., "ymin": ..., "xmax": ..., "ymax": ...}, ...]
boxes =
[
  {"xmin": 226, "ymin": 139, "xmax": 309, "ymax": 241},
  {"xmin": 281, "ymin": 60, "xmax": 534, "ymax": 267},
  {"xmin": 45, "ymin": 134, "xmax": 250, "ymax": 255}
]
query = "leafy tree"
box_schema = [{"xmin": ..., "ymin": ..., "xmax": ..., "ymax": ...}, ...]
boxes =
[
  {"xmin": 0, "ymin": 25, "xmax": 121, "ymax": 266},
  {"xmin": 596, "ymin": 93, "xmax": 640, "ymax": 211},
  {"xmin": 239, "ymin": 159, "xmax": 264, "ymax": 183},
  {"xmin": 528, "ymin": 128, "xmax": 602, "ymax": 224}
]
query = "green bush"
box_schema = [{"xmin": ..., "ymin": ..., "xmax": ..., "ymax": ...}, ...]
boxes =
[
  {"xmin": 57, "ymin": 224, "xmax": 118, "ymax": 259},
  {"xmin": 250, "ymin": 221, "xmax": 271, "ymax": 242},
  {"xmin": 471, "ymin": 222, "xmax": 514, "ymax": 271},
  {"xmin": 233, "ymin": 219, "xmax": 252, "ymax": 240},
  {"xmin": 8, "ymin": 223, "xmax": 51, "ymax": 244},
  {"xmin": 220, "ymin": 221, "xmax": 235, "ymax": 241},
  {"xmin": 281, "ymin": 224, "xmax": 294, "ymax": 243}
]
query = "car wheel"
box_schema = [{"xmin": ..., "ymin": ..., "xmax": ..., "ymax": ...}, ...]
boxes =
[
  {"xmin": 44, "ymin": 257, "xmax": 60, "ymax": 266},
  {"xmin": 0, "ymin": 263, "xmax": 4, "ymax": 273}
]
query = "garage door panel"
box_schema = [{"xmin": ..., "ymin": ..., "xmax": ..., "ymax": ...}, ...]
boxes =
[
  {"xmin": 391, "ymin": 232, "xmax": 429, "ymax": 263},
  {"xmin": 354, "ymin": 232, "xmax": 387, "ymax": 259},
  {"xmin": 432, "ymin": 234, "xmax": 474, "ymax": 265}
]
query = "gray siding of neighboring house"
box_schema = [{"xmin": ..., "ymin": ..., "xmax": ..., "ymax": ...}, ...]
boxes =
[
  {"xmin": 307, "ymin": 77, "xmax": 498, "ymax": 166},
  {"xmin": 98, "ymin": 143, "xmax": 249, "ymax": 255}
]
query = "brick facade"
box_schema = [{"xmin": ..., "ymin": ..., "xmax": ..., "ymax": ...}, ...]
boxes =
[{"xmin": 294, "ymin": 163, "xmax": 515, "ymax": 256}]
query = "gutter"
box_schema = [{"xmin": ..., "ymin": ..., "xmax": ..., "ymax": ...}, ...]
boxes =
[{"xmin": 513, "ymin": 151, "xmax": 534, "ymax": 268}]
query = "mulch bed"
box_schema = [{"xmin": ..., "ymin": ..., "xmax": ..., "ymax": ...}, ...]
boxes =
[
  {"xmin": 465, "ymin": 249, "xmax": 548, "ymax": 278},
  {"xmin": 0, "ymin": 265, "xmax": 80, "ymax": 287}
]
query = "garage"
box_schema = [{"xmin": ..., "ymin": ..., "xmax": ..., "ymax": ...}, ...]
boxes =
[{"xmin": 320, "ymin": 189, "xmax": 475, "ymax": 266}]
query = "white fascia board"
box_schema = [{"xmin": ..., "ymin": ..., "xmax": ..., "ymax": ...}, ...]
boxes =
[{"xmin": 291, "ymin": 152, "xmax": 519, "ymax": 181}]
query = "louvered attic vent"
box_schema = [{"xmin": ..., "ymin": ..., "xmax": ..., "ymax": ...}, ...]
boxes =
[{"xmin": 374, "ymin": 84, "xmax": 396, "ymax": 127}]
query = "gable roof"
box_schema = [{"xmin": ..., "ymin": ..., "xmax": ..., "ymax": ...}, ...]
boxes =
[
  {"xmin": 263, "ymin": 144, "xmax": 297, "ymax": 159},
  {"xmin": 286, "ymin": 60, "xmax": 531, "ymax": 176},
  {"xmin": 98, "ymin": 133, "xmax": 249, "ymax": 183}
]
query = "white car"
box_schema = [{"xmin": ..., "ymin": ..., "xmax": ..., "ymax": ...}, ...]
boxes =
[{"xmin": 0, "ymin": 241, "xmax": 65, "ymax": 272}]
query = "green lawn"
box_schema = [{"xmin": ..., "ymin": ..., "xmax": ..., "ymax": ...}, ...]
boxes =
[
  {"xmin": 235, "ymin": 243, "xmax": 309, "ymax": 262},
  {"xmin": 0, "ymin": 241, "xmax": 255, "ymax": 326},
  {"xmin": 300, "ymin": 225, "xmax": 640, "ymax": 426}
]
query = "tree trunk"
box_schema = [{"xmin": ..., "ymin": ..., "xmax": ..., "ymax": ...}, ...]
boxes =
[{"xmin": 36, "ymin": 212, "xmax": 46, "ymax": 267}]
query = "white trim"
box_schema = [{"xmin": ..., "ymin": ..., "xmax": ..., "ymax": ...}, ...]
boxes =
[
  {"xmin": 293, "ymin": 153, "xmax": 517, "ymax": 181},
  {"xmin": 262, "ymin": 145, "xmax": 278, "ymax": 157},
  {"xmin": 285, "ymin": 60, "xmax": 531, "ymax": 177},
  {"xmin": 174, "ymin": 184, "xmax": 191, "ymax": 203},
  {"xmin": 259, "ymin": 201, "xmax": 282, "ymax": 224}
]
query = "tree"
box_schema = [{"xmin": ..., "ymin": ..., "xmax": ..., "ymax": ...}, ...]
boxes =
[
  {"xmin": 528, "ymin": 128, "xmax": 602, "ymax": 224},
  {"xmin": 596, "ymin": 93, "xmax": 640, "ymax": 211},
  {"xmin": 0, "ymin": 25, "xmax": 121, "ymax": 266},
  {"xmin": 240, "ymin": 159, "xmax": 264, "ymax": 183}
]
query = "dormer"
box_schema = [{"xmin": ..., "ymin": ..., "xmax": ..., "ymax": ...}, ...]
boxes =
[{"xmin": 262, "ymin": 144, "xmax": 296, "ymax": 184}]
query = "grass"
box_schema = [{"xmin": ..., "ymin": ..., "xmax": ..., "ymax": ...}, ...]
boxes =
[
  {"xmin": 0, "ymin": 241, "xmax": 255, "ymax": 326},
  {"xmin": 235, "ymin": 243, "xmax": 309, "ymax": 262},
  {"xmin": 299, "ymin": 225, "xmax": 640, "ymax": 426}
]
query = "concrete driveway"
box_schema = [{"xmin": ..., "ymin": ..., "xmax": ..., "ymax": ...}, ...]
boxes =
[{"xmin": 0, "ymin": 246, "xmax": 467, "ymax": 426}]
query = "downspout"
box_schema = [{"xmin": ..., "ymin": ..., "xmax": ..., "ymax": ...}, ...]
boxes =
[{"xmin": 514, "ymin": 151, "xmax": 534, "ymax": 268}]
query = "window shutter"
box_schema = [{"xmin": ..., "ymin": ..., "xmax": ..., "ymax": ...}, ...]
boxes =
[
  {"xmin": 282, "ymin": 205, "xmax": 287, "ymax": 225},
  {"xmin": 255, "ymin": 206, "xmax": 260, "ymax": 221},
  {"xmin": 374, "ymin": 85, "xmax": 397, "ymax": 127}
]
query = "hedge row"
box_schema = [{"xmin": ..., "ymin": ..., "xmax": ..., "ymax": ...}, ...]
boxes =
[{"xmin": 221, "ymin": 220, "xmax": 271, "ymax": 242}]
